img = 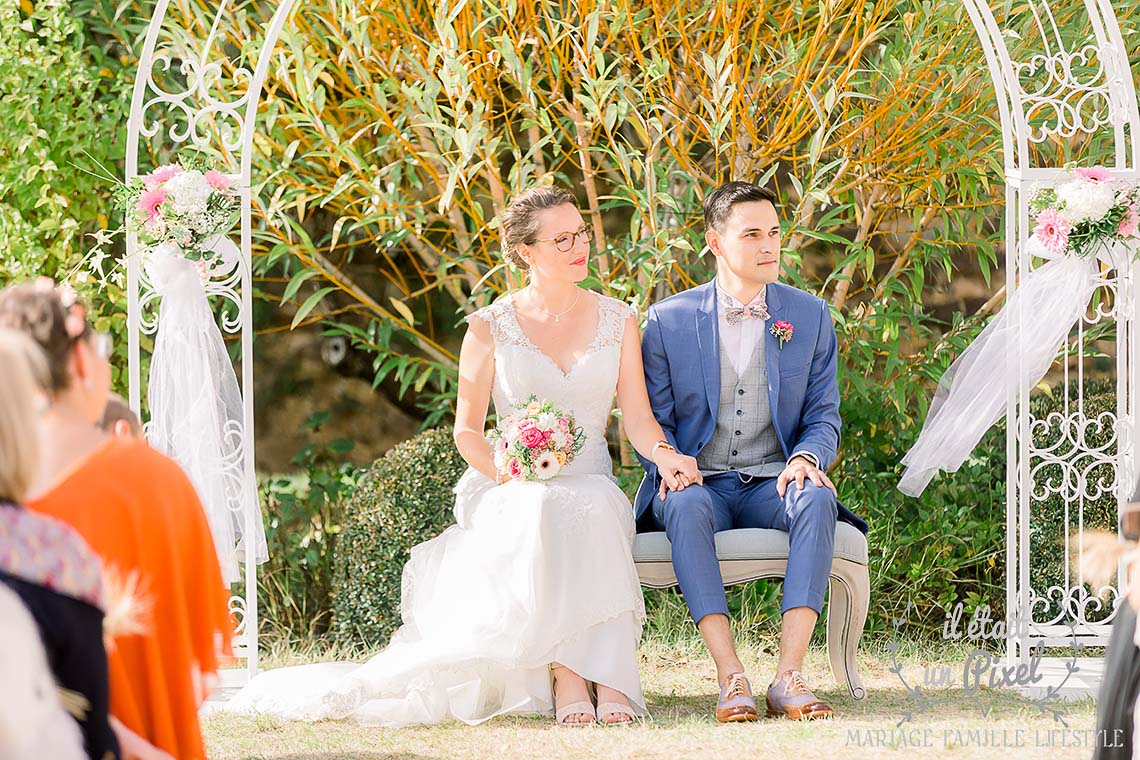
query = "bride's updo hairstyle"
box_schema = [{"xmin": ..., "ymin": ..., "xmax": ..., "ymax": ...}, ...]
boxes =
[{"xmin": 499, "ymin": 185, "xmax": 576, "ymax": 272}]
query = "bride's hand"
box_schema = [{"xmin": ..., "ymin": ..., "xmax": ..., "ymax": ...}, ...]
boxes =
[{"xmin": 655, "ymin": 450, "xmax": 703, "ymax": 500}]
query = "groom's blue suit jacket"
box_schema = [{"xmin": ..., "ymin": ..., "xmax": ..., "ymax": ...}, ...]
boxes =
[{"xmin": 634, "ymin": 279, "xmax": 868, "ymax": 535}]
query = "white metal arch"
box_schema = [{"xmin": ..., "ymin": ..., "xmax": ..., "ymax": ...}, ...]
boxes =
[
  {"xmin": 125, "ymin": 1, "xmax": 1138, "ymax": 681},
  {"xmin": 959, "ymin": 0, "xmax": 1140, "ymax": 671},
  {"xmin": 126, "ymin": 0, "xmax": 302, "ymax": 679}
]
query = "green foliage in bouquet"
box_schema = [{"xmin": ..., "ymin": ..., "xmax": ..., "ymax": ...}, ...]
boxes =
[{"xmin": 333, "ymin": 427, "xmax": 467, "ymax": 645}]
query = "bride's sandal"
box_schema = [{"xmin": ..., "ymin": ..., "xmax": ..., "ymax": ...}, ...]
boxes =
[
  {"xmin": 551, "ymin": 664, "xmax": 595, "ymax": 726},
  {"xmin": 596, "ymin": 702, "xmax": 636, "ymax": 725},
  {"xmin": 555, "ymin": 700, "xmax": 597, "ymax": 726}
]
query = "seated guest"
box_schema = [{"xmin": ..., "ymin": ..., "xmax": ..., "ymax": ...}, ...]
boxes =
[
  {"xmin": 0, "ymin": 331, "xmax": 104, "ymax": 760},
  {"xmin": 100, "ymin": 393, "xmax": 143, "ymax": 440},
  {"xmin": 0, "ymin": 282, "xmax": 233, "ymax": 760}
]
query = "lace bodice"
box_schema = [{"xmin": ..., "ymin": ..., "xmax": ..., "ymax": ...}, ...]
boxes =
[{"xmin": 467, "ymin": 292, "xmax": 634, "ymax": 477}]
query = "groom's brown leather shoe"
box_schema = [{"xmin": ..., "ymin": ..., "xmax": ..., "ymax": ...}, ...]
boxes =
[
  {"xmin": 716, "ymin": 673, "xmax": 759, "ymax": 722},
  {"xmin": 765, "ymin": 670, "xmax": 834, "ymax": 720}
]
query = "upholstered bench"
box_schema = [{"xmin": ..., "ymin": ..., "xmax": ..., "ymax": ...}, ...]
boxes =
[{"xmin": 632, "ymin": 522, "xmax": 869, "ymax": 699}]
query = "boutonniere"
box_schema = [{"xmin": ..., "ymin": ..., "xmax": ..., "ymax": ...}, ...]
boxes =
[{"xmin": 770, "ymin": 320, "xmax": 794, "ymax": 348}]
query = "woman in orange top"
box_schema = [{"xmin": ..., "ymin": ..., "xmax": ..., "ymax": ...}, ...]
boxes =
[{"xmin": 0, "ymin": 281, "xmax": 233, "ymax": 760}]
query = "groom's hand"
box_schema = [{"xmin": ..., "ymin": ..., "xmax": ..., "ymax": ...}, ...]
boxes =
[
  {"xmin": 777, "ymin": 455, "xmax": 837, "ymax": 498},
  {"xmin": 656, "ymin": 452, "xmax": 703, "ymax": 501}
]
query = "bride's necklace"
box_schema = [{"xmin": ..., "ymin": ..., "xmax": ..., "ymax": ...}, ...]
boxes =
[{"xmin": 529, "ymin": 288, "xmax": 580, "ymax": 323}]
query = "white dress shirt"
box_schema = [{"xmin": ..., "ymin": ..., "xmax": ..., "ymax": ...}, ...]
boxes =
[{"xmin": 716, "ymin": 283, "xmax": 820, "ymax": 470}]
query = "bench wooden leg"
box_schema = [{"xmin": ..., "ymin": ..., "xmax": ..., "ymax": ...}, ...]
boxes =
[{"xmin": 826, "ymin": 559, "xmax": 869, "ymax": 700}]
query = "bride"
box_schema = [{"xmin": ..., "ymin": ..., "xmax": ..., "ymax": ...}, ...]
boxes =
[{"xmin": 226, "ymin": 185, "xmax": 703, "ymax": 726}]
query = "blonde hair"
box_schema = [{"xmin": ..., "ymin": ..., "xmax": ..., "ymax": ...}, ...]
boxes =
[
  {"xmin": 0, "ymin": 330, "xmax": 47, "ymax": 503},
  {"xmin": 499, "ymin": 185, "xmax": 577, "ymax": 271}
]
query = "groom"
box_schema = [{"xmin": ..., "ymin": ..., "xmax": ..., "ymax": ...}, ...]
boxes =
[{"xmin": 635, "ymin": 181, "xmax": 868, "ymax": 722}]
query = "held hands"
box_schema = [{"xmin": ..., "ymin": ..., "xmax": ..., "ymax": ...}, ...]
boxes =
[
  {"xmin": 656, "ymin": 449, "xmax": 703, "ymax": 501},
  {"xmin": 776, "ymin": 455, "xmax": 837, "ymax": 497}
]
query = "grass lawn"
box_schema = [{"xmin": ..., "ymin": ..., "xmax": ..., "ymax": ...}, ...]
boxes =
[{"xmin": 203, "ymin": 638, "xmax": 1103, "ymax": 760}]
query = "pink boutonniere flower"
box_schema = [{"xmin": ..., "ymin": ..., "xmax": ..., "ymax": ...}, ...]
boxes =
[{"xmin": 770, "ymin": 320, "xmax": 794, "ymax": 348}]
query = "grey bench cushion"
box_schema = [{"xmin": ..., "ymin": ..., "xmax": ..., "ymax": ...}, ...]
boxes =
[{"xmin": 632, "ymin": 522, "xmax": 868, "ymax": 566}]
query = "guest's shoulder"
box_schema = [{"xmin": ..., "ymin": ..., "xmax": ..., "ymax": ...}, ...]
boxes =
[
  {"xmin": 102, "ymin": 439, "xmax": 200, "ymax": 501},
  {"xmin": 105, "ymin": 437, "xmax": 184, "ymax": 475},
  {"xmin": 0, "ymin": 504, "xmax": 104, "ymax": 610}
]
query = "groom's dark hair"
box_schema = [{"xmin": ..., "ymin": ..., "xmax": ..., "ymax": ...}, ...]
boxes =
[{"xmin": 703, "ymin": 182, "xmax": 778, "ymax": 231}]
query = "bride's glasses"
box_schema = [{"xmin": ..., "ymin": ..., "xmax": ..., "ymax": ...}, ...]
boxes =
[{"xmin": 535, "ymin": 224, "xmax": 592, "ymax": 252}]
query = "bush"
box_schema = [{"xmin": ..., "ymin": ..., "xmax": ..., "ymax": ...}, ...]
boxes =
[
  {"xmin": 257, "ymin": 414, "xmax": 361, "ymax": 644},
  {"xmin": 333, "ymin": 427, "xmax": 467, "ymax": 645},
  {"xmin": 845, "ymin": 386, "xmax": 1008, "ymax": 639}
]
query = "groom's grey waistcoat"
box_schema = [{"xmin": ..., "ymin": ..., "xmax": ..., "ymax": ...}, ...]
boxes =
[{"xmin": 695, "ymin": 334, "xmax": 784, "ymax": 477}]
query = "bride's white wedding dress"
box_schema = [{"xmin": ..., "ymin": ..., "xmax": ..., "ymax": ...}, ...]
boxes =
[{"xmin": 224, "ymin": 292, "xmax": 647, "ymax": 725}]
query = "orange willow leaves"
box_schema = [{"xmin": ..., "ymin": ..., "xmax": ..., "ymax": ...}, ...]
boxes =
[{"xmin": 121, "ymin": 0, "xmax": 1140, "ymax": 423}]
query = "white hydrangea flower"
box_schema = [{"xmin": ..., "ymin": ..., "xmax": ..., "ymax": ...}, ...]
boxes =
[
  {"xmin": 163, "ymin": 170, "xmax": 212, "ymax": 217},
  {"xmin": 1056, "ymin": 180, "xmax": 1117, "ymax": 223},
  {"xmin": 536, "ymin": 412, "xmax": 557, "ymax": 432}
]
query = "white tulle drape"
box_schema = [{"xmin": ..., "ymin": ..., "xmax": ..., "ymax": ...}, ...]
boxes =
[
  {"xmin": 145, "ymin": 239, "xmax": 267, "ymax": 583},
  {"xmin": 898, "ymin": 240, "xmax": 1124, "ymax": 497}
]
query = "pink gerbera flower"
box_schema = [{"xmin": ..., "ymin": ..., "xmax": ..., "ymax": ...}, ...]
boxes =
[
  {"xmin": 136, "ymin": 187, "xmax": 167, "ymax": 221},
  {"xmin": 1033, "ymin": 208, "xmax": 1072, "ymax": 255},
  {"xmin": 1120, "ymin": 206, "xmax": 1140, "ymax": 238},
  {"xmin": 204, "ymin": 170, "xmax": 232, "ymax": 192},
  {"xmin": 1074, "ymin": 167, "xmax": 1113, "ymax": 184},
  {"xmin": 142, "ymin": 164, "xmax": 181, "ymax": 189}
]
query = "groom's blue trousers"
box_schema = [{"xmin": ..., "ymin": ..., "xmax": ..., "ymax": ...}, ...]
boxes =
[{"xmin": 649, "ymin": 472, "xmax": 838, "ymax": 624}]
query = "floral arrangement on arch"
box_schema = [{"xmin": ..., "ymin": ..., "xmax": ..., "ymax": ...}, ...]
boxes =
[
  {"xmin": 78, "ymin": 154, "xmax": 240, "ymax": 287},
  {"xmin": 1030, "ymin": 166, "xmax": 1140, "ymax": 258},
  {"xmin": 489, "ymin": 396, "xmax": 586, "ymax": 482},
  {"xmin": 123, "ymin": 159, "xmax": 240, "ymax": 262}
]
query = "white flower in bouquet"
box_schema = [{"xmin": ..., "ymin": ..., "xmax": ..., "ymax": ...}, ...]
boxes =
[
  {"xmin": 163, "ymin": 170, "xmax": 212, "ymax": 217},
  {"xmin": 533, "ymin": 451, "xmax": 562, "ymax": 480},
  {"xmin": 503, "ymin": 424, "xmax": 520, "ymax": 445},
  {"xmin": 144, "ymin": 216, "xmax": 166, "ymax": 238},
  {"xmin": 1056, "ymin": 180, "xmax": 1117, "ymax": 223},
  {"xmin": 536, "ymin": 412, "xmax": 557, "ymax": 432}
]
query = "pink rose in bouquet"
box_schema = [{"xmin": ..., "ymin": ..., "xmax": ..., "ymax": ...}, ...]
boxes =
[{"xmin": 519, "ymin": 427, "xmax": 546, "ymax": 448}]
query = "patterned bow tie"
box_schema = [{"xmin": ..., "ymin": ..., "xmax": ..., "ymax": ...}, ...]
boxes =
[{"xmin": 724, "ymin": 302, "xmax": 770, "ymax": 325}]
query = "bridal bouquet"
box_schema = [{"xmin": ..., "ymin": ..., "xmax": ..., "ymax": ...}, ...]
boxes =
[
  {"xmin": 489, "ymin": 396, "xmax": 585, "ymax": 482},
  {"xmin": 1029, "ymin": 166, "xmax": 1140, "ymax": 258}
]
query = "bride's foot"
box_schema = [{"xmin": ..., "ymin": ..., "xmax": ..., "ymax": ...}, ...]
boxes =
[
  {"xmin": 551, "ymin": 664, "xmax": 594, "ymax": 725},
  {"xmin": 595, "ymin": 683, "xmax": 635, "ymax": 724}
]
